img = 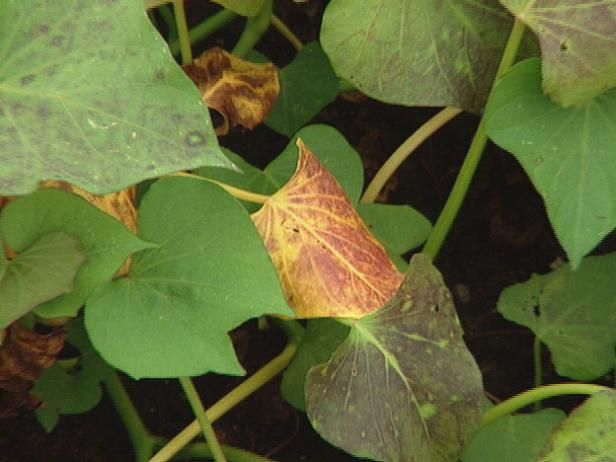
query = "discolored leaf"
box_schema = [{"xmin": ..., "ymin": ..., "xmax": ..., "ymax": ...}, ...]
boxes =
[
  {"xmin": 184, "ymin": 47, "xmax": 279, "ymax": 135},
  {"xmin": 252, "ymin": 140, "xmax": 403, "ymax": 318},
  {"xmin": 497, "ymin": 253, "xmax": 616, "ymax": 381},
  {"xmin": 0, "ymin": 0, "xmax": 233, "ymax": 196},
  {"xmin": 500, "ymin": 0, "xmax": 616, "ymax": 106},
  {"xmin": 0, "ymin": 232, "xmax": 85, "ymax": 329},
  {"xmin": 537, "ymin": 390, "xmax": 616, "ymax": 462},
  {"xmin": 306, "ymin": 254, "xmax": 484, "ymax": 462},
  {"xmin": 321, "ymin": 0, "xmax": 519, "ymax": 112},
  {"xmin": 0, "ymin": 323, "xmax": 66, "ymax": 418}
]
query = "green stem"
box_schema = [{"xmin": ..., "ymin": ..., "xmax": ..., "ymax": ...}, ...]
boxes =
[
  {"xmin": 151, "ymin": 437, "xmax": 275, "ymax": 462},
  {"xmin": 172, "ymin": 0, "xmax": 192, "ymax": 64},
  {"xmin": 103, "ymin": 371, "xmax": 158, "ymax": 462},
  {"xmin": 480, "ymin": 383, "xmax": 609, "ymax": 427},
  {"xmin": 149, "ymin": 323, "xmax": 301, "ymax": 462},
  {"xmin": 232, "ymin": 0, "xmax": 273, "ymax": 58},
  {"xmin": 361, "ymin": 107, "xmax": 462, "ymax": 204},
  {"xmin": 270, "ymin": 14, "xmax": 303, "ymax": 51},
  {"xmin": 168, "ymin": 9, "xmax": 237, "ymax": 57},
  {"xmin": 178, "ymin": 377, "xmax": 228, "ymax": 462},
  {"xmin": 158, "ymin": 4, "xmax": 178, "ymax": 43},
  {"xmin": 422, "ymin": 18, "xmax": 527, "ymax": 259},
  {"xmin": 533, "ymin": 337, "xmax": 543, "ymax": 411}
]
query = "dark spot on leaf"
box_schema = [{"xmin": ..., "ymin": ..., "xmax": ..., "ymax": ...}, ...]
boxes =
[
  {"xmin": 292, "ymin": 228, "xmax": 300, "ymax": 233},
  {"xmin": 38, "ymin": 24, "xmax": 50, "ymax": 34},
  {"xmin": 533, "ymin": 305, "xmax": 541, "ymax": 317},
  {"xmin": 51, "ymin": 35, "xmax": 65, "ymax": 47},
  {"xmin": 154, "ymin": 70, "xmax": 165, "ymax": 80},
  {"xmin": 170, "ymin": 113, "xmax": 184, "ymax": 124},
  {"xmin": 46, "ymin": 64, "xmax": 59, "ymax": 78},
  {"xmin": 560, "ymin": 42, "xmax": 568, "ymax": 52},
  {"xmin": 185, "ymin": 131, "xmax": 206, "ymax": 147},
  {"xmin": 20, "ymin": 74, "xmax": 35, "ymax": 86},
  {"xmin": 38, "ymin": 106, "xmax": 50, "ymax": 119},
  {"xmin": 431, "ymin": 304, "xmax": 440, "ymax": 312},
  {"xmin": 146, "ymin": 164, "xmax": 156, "ymax": 171}
]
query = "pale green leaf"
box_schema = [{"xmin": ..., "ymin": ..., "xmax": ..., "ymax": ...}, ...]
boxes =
[
  {"xmin": 86, "ymin": 177, "xmax": 292, "ymax": 378},
  {"xmin": 497, "ymin": 253, "xmax": 616, "ymax": 381},
  {"xmin": 485, "ymin": 58, "xmax": 616, "ymax": 267},
  {"xmin": 0, "ymin": 0, "xmax": 232, "ymax": 195},
  {"xmin": 306, "ymin": 253, "xmax": 484, "ymax": 462}
]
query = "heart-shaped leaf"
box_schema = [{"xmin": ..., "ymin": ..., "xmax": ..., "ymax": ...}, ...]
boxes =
[
  {"xmin": 321, "ymin": 0, "xmax": 518, "ymax": 112},
  {"xmin": 0, "ymin": 0, "xmax": 232, "ymax": 195},
  {"xmin": 306, "ymin": 253, "xmax": 484, "ymax": 462},
  {"xmin": 500, "ymin": 0, "xmax": 616, "ymax": 106},
  {"xmin": 0, "ymin": 189, "xmax": 153, "ymax": 319},
  {"xmin": 497, "ymin": 253, "xmax": 616, "ymax": 381},
  {"xmin": 485, "ymin": 58, "xmax": 616, "ymax": 267},
  {"xmin": 0, "ymin": 232, "xmax": 84, "ymax": 328},
  {"xmin": 252, "ymin": 139, "xmax": 402, "ymax": 318},
  {"xmin": 86, "ymin": 177, "xmax": 292, "ymax": 378}
]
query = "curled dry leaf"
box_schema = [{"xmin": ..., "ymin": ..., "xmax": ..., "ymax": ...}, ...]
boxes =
[
  {"xmin": 252, "ymin": 140, "xmax": 403, "ymax": 318},
  {"xmin": 183, "ymin": 47, "xmax": 279, "ymax": 135},
  {"xmin": 0, "ymin": 323, "xmax": 66, "ymax": 418}
]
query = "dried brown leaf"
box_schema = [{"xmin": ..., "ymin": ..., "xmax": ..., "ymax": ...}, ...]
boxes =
[
  {"xmin": 252, "ymin": 139, "xmax": 403, "ymax": 318},
  {"xmin": 183, "ymin": 47, "xmax": 279, "ymax": 135}
]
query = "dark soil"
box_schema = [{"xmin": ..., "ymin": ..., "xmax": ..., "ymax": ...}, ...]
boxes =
[{"xmin": 1, "ymin": 1, "xmax": 613, "ymax": 461}]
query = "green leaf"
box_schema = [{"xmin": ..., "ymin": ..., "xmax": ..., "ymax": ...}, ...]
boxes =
[
  {"xmin": 34, "ymin": 319, "xmax": 111, "ymax": 432},
  {"xmin": 537, "ymin": 390, "xmax": 616, "ymax": 462},
  {"xmin": 0, "ymin": 232, "xmax": 84, "ymax": 328},
  {"xmin": 485, "ymin": 58, "xmax": 616, "ymax": 267},
  {"xmin": 357, "ymin": 203, "xmax": 432, "ymax": 255},
  {"xmin": 500, "ymin": 0, "xmax": 616, "ymax": 107},
  {"xmin": 321, "ymin": 0, "xmax": 515, "ymax": 112},
  {"xmin": 212, "ymin": 0, "xmax": 264, "ymax": 16},
  {"xmin": 497, "ymin": 253, "xmax": 616, "ymax": 381},
  {"xmin": 266, "ymin": 42, "xmax": 340, "ymax": 137},
  {"xmin": 281, "ymin": 319, "xmax": 349, "ymax": 411},
  {"xmin": 462, "ymin": 408, "xmax": 566, "ymax": 462},
  {"xmin": 0, "ymin": 0, "xmax": 233, "ymax": 196},
  {"xmin": 198, "ymin": 124, "xmax": 364, "ymax": 205},
  {"xmin": 0, "ymin": 189, "xmax": 153, "ymax": 318},
  {"xmin": 86, "ymin": 177, "xmax": 292, "ymax": 378},
  {"xmin": 306, "ymin": 253, "xmax": 484, "ymax": 462}
]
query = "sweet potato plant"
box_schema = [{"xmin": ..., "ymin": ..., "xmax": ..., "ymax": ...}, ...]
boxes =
[{"xmin": 1, "ymin": 1, "xmax": 615, "ymax": 461}]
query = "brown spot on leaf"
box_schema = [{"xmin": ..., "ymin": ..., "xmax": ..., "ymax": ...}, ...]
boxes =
[
  {"xmin": 182, "ymin": 47, "xmax": 280, "ymax": 136},
  {"xmin": 252, "ymin": 140, "xmax": 403, "ymax": 318}
]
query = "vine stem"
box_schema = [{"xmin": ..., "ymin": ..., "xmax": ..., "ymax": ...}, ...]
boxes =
[
  {"xmin": 172, "ymin": 0, "xmax": 192, "ymax": 64},
  {"xmin": 480, "ymin": 383, "xmax": 609, "ymax": 427},
  {"xmin": 149, "ymin": 337, "xmax": 300, "ymax": 462},
  {"xmin": 361, "ymin": 107, "xmax": 462, "ymax": 204},
  {"xmin": 270, "ymin": 14, "xmax": 303, "ymax": 51},
  {"xmin": 168, "ymin": 9, "xmax": 237, "ymax": 56},
  {"xmin": 422, "ymin": 18, "xmax": 527, "ymax": 259},
  {"xmin": 178, "ymin": 377, "xmax": 228, "ymax": 462},
  {"xmin": 170, "ymin": 172, "xmax": 270, "ymax": 204},
  {"xmin": 232, "ymin": 0, "xmax": 273, "ymax": 58}
]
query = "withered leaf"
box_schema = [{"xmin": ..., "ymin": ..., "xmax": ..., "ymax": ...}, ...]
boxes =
[
  {"xmin": 183, "ymin": 47, "xmax": 279, "ymax": 135},
  {"xmin": 0, "ymin": 323, "xmax": 66, "ymax": 418},
  {"xmin": 252, "ymin": 140, "xmax": 403, "ymax": 318}
]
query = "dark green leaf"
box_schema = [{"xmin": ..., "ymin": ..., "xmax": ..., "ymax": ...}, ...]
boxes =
[
  {"xmin": 485, "ymin": 58, "xmax": 616, "ymax": 267},
  {"xmin": 497, "ymin": 253, "xmax": 616, "ymax": 381},
  {"xmin": 0, "ymin": 232, "xmax": 84, "ymax": 328},
  {"xmin": 266, "ymin": 42, "xmax": 339, "ymax": 137},
  {"xmin": 306, "ymin": 253, "xmax": 484, "ymax": 462},
  {"xmin": 0, "ymin": 0, "xmax": 233, "ymax": 195},
  {"xmin": 321, "ymin": 0, "xmax": 515, "ymax": 112},
  {"xmin": 500, "ymin": 0, "xmax": 616, "ymax": 107},
  {"xmin": 281, "ymin": 319, "xmax": 349, "ymax": 411},
  {"xmin": 462, "ymin": 408, "xmax": 566, "ymax": 462},
  {"xmin": 86, "ymin": 178, "xmax": 292, "ymax": 378},
  {"xmin": 537, "ymin": 390, "xmax": 616, "ymax": 462},
  {"xmin": 0, "ymin": 189, "xmax": 153, "ymax": 318}
]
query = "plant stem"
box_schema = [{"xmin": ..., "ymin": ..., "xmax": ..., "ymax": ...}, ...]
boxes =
[
  {"xmin": 232, "ymin": 0, "xmax": 273, "ymax": 58},
  {"xmin": 172, "ymin": 0, "xmax": 192, "ymax": 64},
  {"xmin": 168, "ymin": 9, "xmax": 237, "ymax": 57},
  {"xmin": 480, "ymin": 383, "xmax": 609, "ymax": 427},
  {"xmin": 158, "ymin": 4, "xmax": 178, "ymax": 43},
  {"xmin": 149, "ymin": 337, "xmax": 300, "ymax": 462},
  {"xmin": 533, "ymin": 336, "xmax": 543, "ymax": 411},
  {"xmin": 170, "ymin": 172, "xmax": 270, "ymax": 204},
  {"xmin": 168, "ymin": 441, "xmax": 275, "ymax": 462},
  {"xmin": 270, "ymin": 14, "xmax": 303, "ymax": 51},
  {"xmin": 361, "ymin": 107, "xmax": 462, "ymax": 204},
  {"xmin": 103, "ymin": 371, "xmax": 158, "ymax": 462},
  {"xmin": 422, "ymin": 18, "xmax": 527, "ymax": 259},
  {"xmin": 178, "ymin": 377, "xmax": 228, "ymax": 462}
]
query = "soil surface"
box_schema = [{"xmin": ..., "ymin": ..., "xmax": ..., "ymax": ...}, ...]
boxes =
[{"xmin": 1, "ymin": 1, "xmax": 614, "ymax": 461}]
